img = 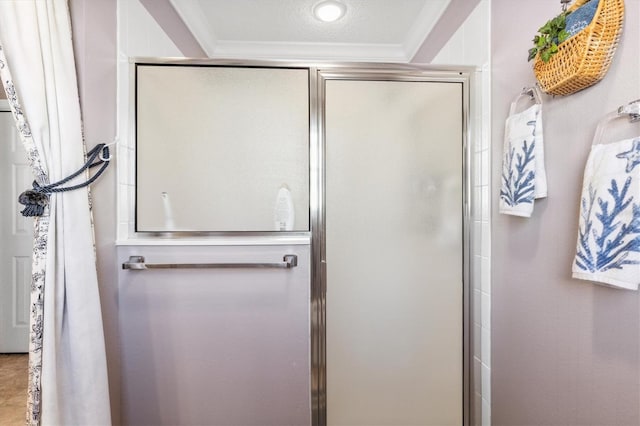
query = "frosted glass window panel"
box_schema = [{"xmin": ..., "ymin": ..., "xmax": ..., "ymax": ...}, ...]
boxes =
[
  {"xmin": 325, "ymin": 80, "xmax": 463, "ymax": 425},
  {"xmin": 136, "ymin": 65, "xmax": 310, "ymax": 232}
]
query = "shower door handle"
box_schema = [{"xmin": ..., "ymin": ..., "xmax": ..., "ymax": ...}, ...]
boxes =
[{"xmin": 122, "ymin": 254, "xmax": 298, "ymax": 270}]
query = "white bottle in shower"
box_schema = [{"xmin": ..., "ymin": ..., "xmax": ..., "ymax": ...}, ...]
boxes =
[
  {"xmin": 161, "ymin": 192, "xmax": 176, "ymax": 230},
  {"xmin": 274, "ymin": 184, "xmax": 295, "ymax": 231}
]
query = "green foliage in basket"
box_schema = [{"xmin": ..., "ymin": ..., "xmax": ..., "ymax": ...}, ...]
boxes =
[{"xmin": 528, "ymin": 12, "xmax": 571, "ymax": 63}]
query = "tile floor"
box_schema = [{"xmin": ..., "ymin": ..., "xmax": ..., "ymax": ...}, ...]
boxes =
[{"xmin": 0, "ymin": 354, "xmax": 28, "ymax": 425}]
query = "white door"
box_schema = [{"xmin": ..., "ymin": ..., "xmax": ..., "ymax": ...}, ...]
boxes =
[
  {"xmin": 325, "ymin": 79, "xmax": 464, "ymax": 425},
  {"xmin": 0, "ymin": 107, "xmax": 32, "ymax": 353}
]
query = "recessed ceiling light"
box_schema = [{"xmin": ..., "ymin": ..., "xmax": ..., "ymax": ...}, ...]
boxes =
[{"xmin": 313, "ymin": 1, "xmax": 346, "ymax": 23}]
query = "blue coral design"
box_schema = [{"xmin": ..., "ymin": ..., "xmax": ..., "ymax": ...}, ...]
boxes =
[
  {"xmin": 616, "ymin": 138, "xmax": 640, "ymax": 173},
  {"xmin": 575, "ymin": 177, "xmax": 640, "ymax": 272},
  {"xmin": 500, "ymin": 139, "xmax": 536, "ymax": 207}
]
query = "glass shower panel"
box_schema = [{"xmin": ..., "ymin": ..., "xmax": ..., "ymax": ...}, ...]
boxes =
[
  {"xmin": 136, "ymin": 65, "xmax": 309, "ymax": 232},
  {"xmin": 325, "ymin": 80, "xmax": 463, "ymax": 425}
]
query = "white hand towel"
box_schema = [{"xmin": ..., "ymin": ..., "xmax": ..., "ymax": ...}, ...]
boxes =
[
  {"xmin": 499, "ymin": 104, "xmax": 548, "ymax": 217},
  {"xmin": 572, "ymin": 137, "xmax": 640, "ymax": 290}
]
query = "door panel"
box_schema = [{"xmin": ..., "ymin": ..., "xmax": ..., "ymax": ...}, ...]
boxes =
[
  {"xmin": 325, "ymin": 80, "xmax": 463, "ymax": 425},
  {"xmin": 0, "ymin": 110, "xmax": 32, "ymax": 353}
]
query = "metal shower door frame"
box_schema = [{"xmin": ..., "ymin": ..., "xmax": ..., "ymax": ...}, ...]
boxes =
[{"xmin": 310, "ymin": 65, "xmax": 474, "ymax": 426}]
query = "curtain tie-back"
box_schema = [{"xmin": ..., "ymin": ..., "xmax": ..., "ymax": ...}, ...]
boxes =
[{"xmin": 18, "ymin": 143, "xmax": 111, "ymax": 217}]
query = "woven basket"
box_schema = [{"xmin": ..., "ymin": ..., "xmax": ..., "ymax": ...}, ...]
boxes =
[{"xmin": 533, "ymin": 0, "xmax": 625, "ymax": 96}]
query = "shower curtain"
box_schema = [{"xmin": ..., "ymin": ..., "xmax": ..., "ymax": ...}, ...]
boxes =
[{"xmin": 0, "ymin": 1, "xmax": 111, "ymax": 424}]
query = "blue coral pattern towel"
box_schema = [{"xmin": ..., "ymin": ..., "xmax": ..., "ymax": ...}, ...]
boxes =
[
  {"xmin": 573, "ymin": 137, "xmax": 640, "ymax": 290},
  {"xmin": 500, "ymin": 104, "xmax": 547, "ymax": 217}
]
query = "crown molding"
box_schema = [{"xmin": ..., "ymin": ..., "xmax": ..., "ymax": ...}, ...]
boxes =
[{"xmin": 209, "ymin": 41, "xmax": 410, "ymax": 62}]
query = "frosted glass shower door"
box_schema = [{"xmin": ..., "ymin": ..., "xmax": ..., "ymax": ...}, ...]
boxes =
[{"xmin": 325, "ymin": 79, "xmax": 463, "ymax": 425}]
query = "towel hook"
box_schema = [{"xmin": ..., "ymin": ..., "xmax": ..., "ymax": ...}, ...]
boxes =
[
  {"xmin": 592, "ymin": 100, "xmax": 640, "ymax": 146},
  {"xmin": 98, "ymin": 138, "xmax": 119, "ymax": 162},
  {"xmin": 521, "ymin": 85, "xmax": 543, "ymax": 105},
  {"xmin": 509, "ymin": 85, "xmax": 543, "ymax": 116},
  {"xmin": 617, "ymin": 99, "xmax": 640, "ymax": 123}
]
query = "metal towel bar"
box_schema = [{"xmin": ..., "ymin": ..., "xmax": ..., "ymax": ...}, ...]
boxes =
[
  {"xmin": 122, "ymin": 254, "xmax": 298, "ymax": 270},
  {"xmin": 592, "ymin": 99, "xmax": 640, "ymax": 146}
]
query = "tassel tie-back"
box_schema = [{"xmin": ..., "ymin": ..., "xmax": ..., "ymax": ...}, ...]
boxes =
[{"xmin": 18, "ymin": 143, "xmax": 111, "ymax": 217}]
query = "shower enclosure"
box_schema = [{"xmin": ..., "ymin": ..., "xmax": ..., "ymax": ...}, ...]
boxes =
[
  {"xmin": 313, "ymin": 69, "xmax": 469, "ymax": 425},
  {"xmin": 126, "ymin": 61, "xmax": 471, "ymax": 426}
]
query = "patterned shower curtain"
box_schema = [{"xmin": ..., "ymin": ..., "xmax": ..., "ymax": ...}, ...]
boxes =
[{"xmin": 0, "ymin": 1, "xmax": 111, "ymax": 424}]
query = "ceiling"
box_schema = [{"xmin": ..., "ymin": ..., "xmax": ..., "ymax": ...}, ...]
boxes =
[{"xmin": 167, "ymin": 0, "xmax": 453, "ymax": 62}]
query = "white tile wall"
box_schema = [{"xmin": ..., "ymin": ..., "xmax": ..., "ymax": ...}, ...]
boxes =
[
  {"xmin": 432, "ymin": 1, "xmax": 492, "ymax": 425},
  {"xmin": 117, "ymin": 0, "xmax": 183, "ymax": 240},
  {"xmin": 431, "ymin": 1, "xmax": 490, "ymax": 67}
]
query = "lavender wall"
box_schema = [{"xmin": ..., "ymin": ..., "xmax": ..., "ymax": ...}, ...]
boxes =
[
  {"xmin": 117, "ymin": 245, "xmax": 311, "ymax": 425},
  {"xmin": 68, "ymin": 0, "xmax": 120, "ymax": 422},
  {"xmin": 491, "ymin": 1, "xmax": 640, "ymax": 424}
]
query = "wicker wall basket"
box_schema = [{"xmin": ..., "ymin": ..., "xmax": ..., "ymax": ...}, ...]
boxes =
[{"xmin": 533, "ymin": 0, "xmax": 625, "ymax": 96}]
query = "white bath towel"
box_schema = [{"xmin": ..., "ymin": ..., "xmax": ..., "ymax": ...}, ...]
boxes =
[
  {"xmin": 572, "ymin": 137, "xmax": 640, "ymax": 290},
  {"xmin": 499, "ymin": 104, "xmax": 548, "ymax": 217}
]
